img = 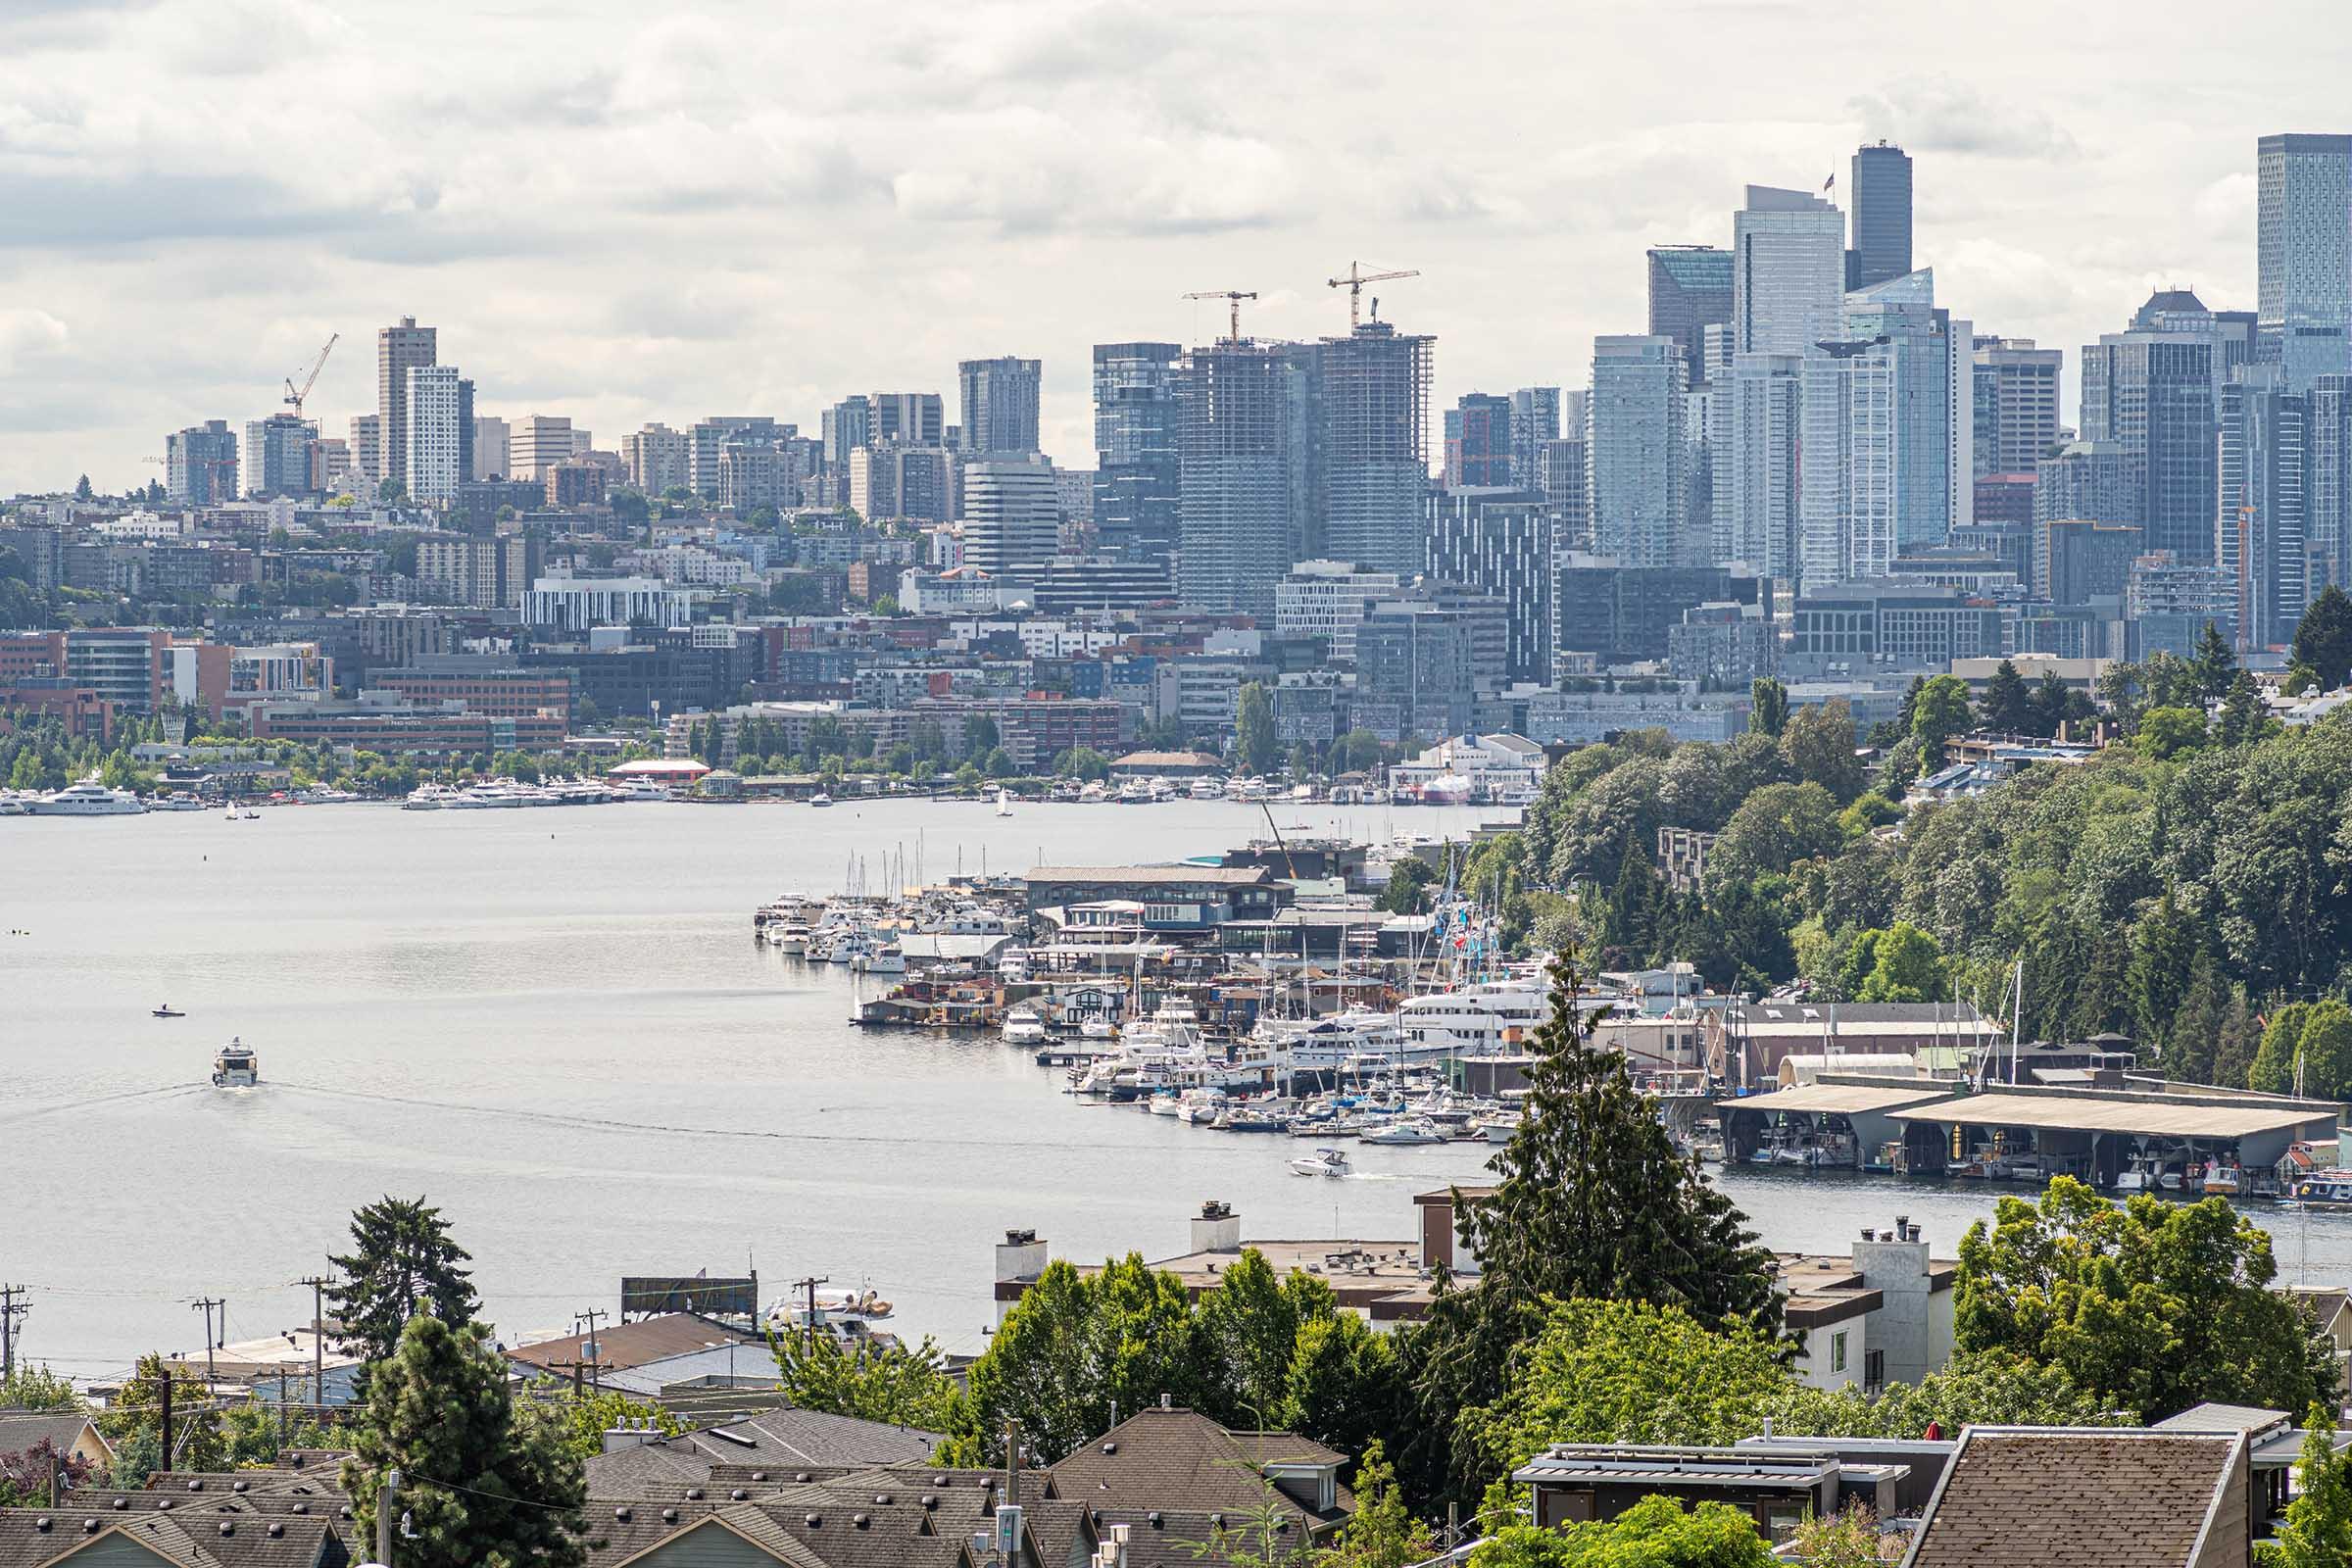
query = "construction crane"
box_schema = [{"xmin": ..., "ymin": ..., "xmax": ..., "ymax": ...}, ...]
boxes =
[
  {"xmin": 1326, "ymin": 262, "xmax": 1419, "ymax": 329},
  {"xmin": 1183, "ymin": 289, "xmax": 1258, "ymax": 345},
  {"xmin": 283, "ymin": 332, "xmax": 339, "ymax": 417}
]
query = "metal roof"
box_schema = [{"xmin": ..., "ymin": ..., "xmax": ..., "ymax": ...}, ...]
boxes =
[
  {"xmin": 1718, "ymin": 1083, "xmax": 1952, "ymax": 1115},
  {"xmin": 1885, "ymin": 1092, "xmax": 2332, "ymax": 1139}
]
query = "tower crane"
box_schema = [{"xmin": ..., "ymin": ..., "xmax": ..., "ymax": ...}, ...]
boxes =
[
  {"xmin": 1183, "ymin": 289, "xmax": 1258, "ymax": 345},
  {"xmin": 1325, "ymin": 262, "xmax": 1419, "ymax": 329},
  {"xmin": 283, "ymin": 332, "xmax": 339, "ymax": 417}
]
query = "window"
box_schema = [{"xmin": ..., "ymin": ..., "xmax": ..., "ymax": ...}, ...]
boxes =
[
  {"xmin": 1831, "ymin": 1330, "xmax": 1848, "ymax": 1374},
  {"xmin": 1864, "ymin": 1348, "xmax": 1886, "ymax": 1392}
]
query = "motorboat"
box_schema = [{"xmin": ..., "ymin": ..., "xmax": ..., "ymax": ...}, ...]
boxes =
[
  {"xmin": 1471, "ymin": 1108, "xmax": 1523, "ymax": 1144},
  {"xmin": 29, "ymin": 778, "xmax": 145, "ymax": 816},
  {"xmin": 808, "ymin": 793, "xmax": 834, "ymax": 808},
  {"xmin": 1116, "ymin": 779, "xmax": 1152, "ymax": 804},
  {"xmin": 853, "ymin": 945, "xmax": 907, "ymax": 974},
  {"xmin": 2284, "ymin": 1174, "xmax": 2352, "ymax": 1210},
  {"xmin": 1360, "ymin": 1116, "xmax": 1448, "ymax": 1147},
  {"xmin": 1078, "ymin": 1016, "xmax": 1118, "ymax": 1041},
  {"xmin": 1146, "ymin": 1090, "xmax": 1183, "ymax": 1117},
  {"xmin": 1289, "ymin": 1148, "xmax": 1350, "ymax": 1178},
  {"xmin": 152, "ymin": 1004, "xmax": 185, "ymax": 1018},
  {"xmin": 1002, "ymin": 1008, "xmax": 1049, "ymax": 1046},
  {"xmin": 149, "ymin": 792, "xmax": 209, "ymax": 811},
  {"xmin": 2202, "ymin": 1159, "xmax": 2243, "ymax": 1196},
  {"xmin": 211, "ymin": 1038, "xmax": 260, "ymax": 1088},
  {"xmin": 1189, "ymin": 778, "xmax": 1224, "ymax": 801},
  {"xmin": 403, "ymin": 783, "xmax": 460, "ymax": 810}
]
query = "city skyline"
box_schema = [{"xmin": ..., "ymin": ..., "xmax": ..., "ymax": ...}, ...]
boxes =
[{"xmin": 0, "ymin": 0, "xmax": 2335, "ymax": 495}]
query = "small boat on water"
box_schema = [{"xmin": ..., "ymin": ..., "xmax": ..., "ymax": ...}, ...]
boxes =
[
  {"xmin": 995, "ymin": 789, "xmax": 1014, "ymax": 817},
  {"xmin": 2284, "ymin": 1173, "xmax": 2352, "ymax": 1210},
  {"xmin": 1360, "ymin": 1115, "xmax": 1447, "ymax": 1147},
  {"xmin": 1002, "ymin": 1008, "xmax": 1049, "ymax": 1046},
  {"xmin": 808, "ymin": 793, "xmax": 834, "ymax": 808},
  {"xmin": 152, "ymin": 1004, "xmax": 185, "ymax": 1018},
  {"xmin": 211, "ymin": 1038, "xmax": 259, "ymax": 1088},
  {"xmin": 1290, "ymin": 1147, "xmax": 1350, "ymax": 1178}
]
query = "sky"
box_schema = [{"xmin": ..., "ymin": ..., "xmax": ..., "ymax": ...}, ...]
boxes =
[{"xmin": 0, "ymin": 0, "xmax": 2340, "ymax": 496}]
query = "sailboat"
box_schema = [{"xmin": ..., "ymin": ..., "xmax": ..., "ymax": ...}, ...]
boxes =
[{"xmin": 995, "ymin": 789, "xmax": 1013, "ymax": 817}]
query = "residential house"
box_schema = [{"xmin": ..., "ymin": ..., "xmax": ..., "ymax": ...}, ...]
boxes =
[{"xmin": 1904, "ymin": 1427, "xmax": 2252, "ymax": 1568}]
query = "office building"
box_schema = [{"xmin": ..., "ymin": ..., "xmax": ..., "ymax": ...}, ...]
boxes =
[
  {"xmin": 1972, "ymin": 338, "xmax": 2063, "ymax": 477},
  {"xmin": 2127, "ymin": 551, "xmax": 2235, "ymax": 656},
  {"xmin": 1355, "ymin": 601, "xmax": 1482, "ymax": 740},
  {"xmin": 871, "ymin": 392, "xmax": 946, "ymax": 448},
  {"xmin": 1787, "ymin": 582, "xmax": 2004, "ymax": 670},
  {"xmin": 1319, "ymin": 321, "xmax": 1435, "ymax": 576},
  {"xmin": 471, "ymin": 416, "xmax": 510, "ymax": 482},
  {"xmin": 1427, "ymin": 487, "xmax": 1555, "ymax": 683},
  {"xmin": 375, "ymin": 316, "xmax": 436, "ymax": 493},
  {"xmin": 1588, "ymin": 336, "xmax": 1689, "ymax": 567},
  {"xmin": 405, "ymin": 365, "xmax": 469, "ymax": 507},
  {"xmin": 1847, "ymin": 141, "xmax": 1914, "ymax": 290},
  {"xmin": 822, "ymin": 395, "xmax": 872, "ymax": 468},
  {"xmin": 1174, "ymin": 339, "xmax": 1312, "ymax": 616},
  {"xmin": 1555, "ymin": 561, "xmax": 1768, "ymax": 665},
  {"xmin": 1647, "ymin": 246, "xmax": 1734, "ymax": 370},
  {"xmin": 849, "ymin": 444, "xmax": 953, "ymax": 523},
  {"xmin": 2258, "ymin": 134, "xmax": 2352, "ymax": 365},
  {"xmin": 2219, "ymin": 366, "xmax": 2310, "ymax": 650},
  {"xmin": 1508, "ymin": 387, "xmax": 1561, "ymax": 485},
  {"xmin": 2044, "ymin": 519, "xmax": 2145, "ymax": 606},
  {"xmin": 165, "ymin": 420, "xmax": 238, "ymax": 506},
  {"xmin": 1273, "ymin": 560, "xmax": 1402, "ymax": 663},
  {"xmin": 1734, "ymin": 185, "xmax": 1845, "ymax": 357},
  {"xmin": 957, "ymin": 461, "xmax": 1062, "ymax": 577},
  {"xmin": 416, "ymin": 533, "xmax": 539, "ymax": 610},
  {"xmin": 2309, "ymin": 375, "xmax": 2352, "ymax": 589},
  {"xmin": 1444, "ymin": 393, "xmax": 1512, "ymax": 487},
  {"xmin": 2032, "ymin": 441, "xmax": 2144, "ymax": 598},
  {"xmin": 241, "ymin": 414, "xmax": 318, "ymax": 499},
  {"xmin": 1533, "ymin": 435, "xmax": 1590, "ymax": 550},
  {"xmin": 1726, "ymin": 353, "xmax": 1804, "ymax": 581},
  {"xmin": 2081, "ymin": 329, "xmax": 2217, "ymax": 564},
  {"xmin": 622, "ymin": 424, "xmax": 691, "ymax": 495},
  {"xmin": 688, "ymin": 416, "xmax": 787, "ymax": 499},
  {"xmin": 509, "ymin": 416, "xmax": 576, "ymax": 483},
  {"xmin": 958, "ymin": 357, "xmax": 1043, "ymax": 455},
  {"xmin": 350, "ymin": 414, "xmax": 383, "ymax": 491},
  {"xmin": 1092, "ymin": 342, "xmax": 1182, "ymax": 571}
]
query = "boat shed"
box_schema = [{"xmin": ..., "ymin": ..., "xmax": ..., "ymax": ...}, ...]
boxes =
[
  {"xmin": 1717, "ymin": 1080, "xmax": 1953, "ymax": 1170},
  {"xmin": 1883, "ymin": 1086, "xmax": 2338, "ymax": 1186}
]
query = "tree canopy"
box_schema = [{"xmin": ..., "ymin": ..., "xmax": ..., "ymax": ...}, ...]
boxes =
[
  {"xmin": 325, "ymin": 1195, "xmax": 479, "ymax": 1366},
  {"xmin": 1470, "ymin": 1496, "xmax": 1773, "ymax": 1568}
]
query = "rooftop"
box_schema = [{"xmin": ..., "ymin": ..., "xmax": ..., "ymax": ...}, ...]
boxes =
[
  {"xmin": 1907, "ymin": 1427, "xmax": 2242, "ymax": 1568},
  {"xmin": 504, "ymin": 1312, "xmax": 759, "ymax": 1375},
  {"xmin": 1885, "ymin": 1091, "xmax": 2333, "ymax": 1140}
]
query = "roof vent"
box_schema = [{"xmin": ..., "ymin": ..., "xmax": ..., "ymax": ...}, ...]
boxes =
[
  {"xmin": 921, "ymin": 1495, "xmax": 937, "ymax": 1509},
  {"xmin": 805, "ymin": 1514, "xmax": 822, "ymax": 1528},
  {"xmin": 1102, "ymin": 1442, "xmax": 1117, "ymax": 1454},
  {"xmin": 220, "ymin": 1522, "xmax": 234, "ymax": 1538},
  {"xmin": 83, "ymin": 1520, "xmax": 99, "ymax": 1535},
  {"xmin": 112, "ymin": 1500, "xmax": 127, "ymax": 1512},
  {"xmin": 232, "ymin": 1482, "xmax": 249, "ymax": 1494},
  {"xmin": 339, "ymin": 1506, "xmax": 353, "ymax": 1519},
  {"xmin": 291, "ymin": 1504, "xmax": 309, "ymax": 1515},
  {"xmin": 751, "ymin": 1471, "xmax": 768, "ymax": 1482},
  {"xmin": 1209, "ymin": 1512, "xmax": 1224, "ymax": 1529},
  {"xmin": 33, "ymin": 1518, "xmax": 51, "ymax": 1534},
  {"xmin": 794, "ymin": 1472, "xmax": 811, "ymax": 1484},
  {"xmin": 188, "ymin": 1481, "xmax": 204, "ymax": 1493},
  {"xmin": 684, "ymin": 1489, "xmax": 704, "ymax": 1501},
  {"xmin": 874, "ymin": 1494, "xmax": 892, "ymax": 1506},
  {"xmin": 853, "ymin": 1514, "xmax": 869, "ymax": 1529},
  {"xmin": 1148, "ymin": 1512, "xmax": 1162, "ymax": 1528},
  {"xmin": 158, "ymin": 1501, "xmax": 174, "ymax": 1511},
  {"xmin": 661, "ymin": 1509, "xmax": 677, "ymax": 1526},
  {"xmin": 614, "ymin": 1507, "xmax": 632, "ymax": 1524},
  {"xmin": 729, "ymin": 1490, "xmax": 748, "ymax": 1502}
]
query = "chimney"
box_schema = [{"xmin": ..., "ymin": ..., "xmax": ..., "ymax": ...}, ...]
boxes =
[
  {"xmin": 602, "ymin": 1422, "xmax": 662, "ymax": 1454},
  {"xmin": 996, "ymin": 1229, "xmax": 1049, "ymax": 1286},
  {"xmin": 1191, "ymin": 1200, "xmax": 1241, "ymax": 1254}
]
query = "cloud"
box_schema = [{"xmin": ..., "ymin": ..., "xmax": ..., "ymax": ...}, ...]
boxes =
[
  {"xmin": 1848, "ymin": 78, "xmax": 2082, "ymax": 162},
  {"xmin": 0, "ymin": 307, "xmax": 68, "ymax": 371}
]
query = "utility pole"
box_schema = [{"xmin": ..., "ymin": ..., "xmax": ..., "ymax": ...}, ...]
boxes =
[
  {"xmin": 0, "ymin": 1284, "xmax": 25, "ymax": 1383},
  {"xmin": 298, "ymin": 1277, "xmax": 330, "ymax": 1411},
  {"xmin": 159, "ymin": 1359, "xmax": 173, "ymax": 1472},
  {"xmin": 376, "ymin": 1468, "xmax": 401, "ymax": 1568},
  {"xmin": 790, "ymin": 1277, "xmax": 829, "ymax": 1360},
  {"xmin": 576, "ymin": 1308, "xmax": 608, "ymax": 1395},
  {"xmin": 192, "ymin": 1298, "xmax": 224, "ymax": 1393}
]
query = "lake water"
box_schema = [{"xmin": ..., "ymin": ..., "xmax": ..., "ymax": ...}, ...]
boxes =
[{"xmin": 2, "ymin": 799, "xmax": 2345, "ymax": 1380}]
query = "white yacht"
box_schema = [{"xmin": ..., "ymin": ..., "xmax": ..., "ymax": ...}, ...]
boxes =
[
  {"xmin": 1002, "ymin": 1008, "xmax": 1049, "ymax": 1045},
  {"xmin": 0, "ymin": 792, "xmax": 27, "ymax": 815},
  {"xmin": 1395, "ymin": 976, "xmax": 1552, "ymax": 1059},
  {"xmin": 1259, "ymin": 1009, "xmax": 1406, "ymax": 1070},
  {"xmin": 211, "ymin": 1038, "xmax": 260, "ymax": 1088},
  {"xmin": 148, "ymin": 792, "xmax": 210, "ymax": 811},
  {"xmin": 1289, "ymin": 1147, "xmax": 1350, "ymax": 1178},
  {"xmin": 403, "ymin": 783, "xmax": 460, "ymax": 810},
  {"xmin": 29, "ymin": 779, "xmax": 145, "ymax": 816},
  {"xmin": 1360, "ymin": 1115, "xmax": 1448, "ymax": 1147}
]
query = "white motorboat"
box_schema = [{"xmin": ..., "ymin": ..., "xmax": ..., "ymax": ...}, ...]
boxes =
[
  {"xmin": 149, "ymin": 792, "xmax": 210, "ymax": 811},
  {"xmin": 1078, "ymin": 1016, "xmax": 1119, "ymax": 1041},
  {"xmin": 1146, "ymin": 1090, "xmax": 1183, "ymax": 1116},
  {"xmin": 30, "ymin": 778, "xmax": 145, "ymax": 816},
  {"xmin": 1289, "ymin": 1147, "xmax": 1350, "ymax": 1178},
  {"xmin": 1001, "ymin": 1008, "xmax": 1049, "ymax": 1045},
  {"xmin": 403, "ymin": 783, "xmax": 459, "ymax": 810},
  {"xmin": 1360, "ymin": 1116, "xmax": 1448, "ymax": 1147},
  {"xmin": 212, "ymin": 1038, "xmax": 260, "ymax": 1088},
  {"xmin": 1472, "ymin": 1109, "xmax": 1523, "ymax": 1144},
  {"xmin": 808, "ymin": 792, "xmax": 834, "ymax": 808}
]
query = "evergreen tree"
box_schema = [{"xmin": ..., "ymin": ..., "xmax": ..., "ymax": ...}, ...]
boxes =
[
  {"xmin": 2160, "ymin": 945, "xmax": 2229, "ymax": 1084},
  {"xmin": 2291, "ymin": 585, "xmax": 2352, "ymax": 691},
  {"xmin": 2213, "ymin": 992, "xmax": 2264, "ymax": 1093},
  {"xmin": 343, "ymin": 1316, "xmax": 585, "ymax": 1568},
  {"xmin": 2252, "ymin": 1004, "xmax": 2313, "ymax": 1095},
  {"xmin": 2192, "ymin": 621, "xmax": 2238, "ymax": 705},
  {"xmin": 2217, "ymin": 670, "xmax": 2272, "ymax": 746},
  {"xmin": 2065, "ymin": 926, "xmax": 2132, "ymax": 1041},
  {"xmin": 1235, "ymin": 682, "xmax": 1278, "ymax": 775},
  {"xmin": 2128, "ymin": 891, "xmax": 2197, "ymax": 1050},
  {"xmin": 1596, "ymin": 831, "xmax": 1664, "ymax": 962},
  {"xmin": 2265, "ymin": 1407, "xmax": 2352, "ymax": 1568},
  {"xmin": 325, "ymin": 1196, "xmax": 479, "ymax": 1366},
  {"xmin": 2032, "ymin": 670, "xmax": 2075, "ymax": 738},
  {"xmin": 1399, "ymin": 954, "xmax": 1783, "ymax": 1507},
  {"xmin": 1748, "ymin": 677, "xmax": 1788, "ymax": 738},
  {"xmin": 1982, "ymin": 660, "xmax": 2033, "ymax": 736}
]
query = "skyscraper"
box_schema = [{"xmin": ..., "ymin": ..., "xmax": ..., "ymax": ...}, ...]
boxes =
[
  {"xmin": 1507, "ymin": 387, "xmax": 1561, "ymax": 486},
  {"xmin": 241, "ymin": 414, "xmax": 318, "ymax": 499},
  {"xmin": 957, "ymin": 358, "xmax": 1043, "ymax": 455},
  {"xmin": 1444, "ymin": 393, "xmax": 1512, "ymax": 486},
  {"xmin": 472, "ymin": 416, "xmax": 510, "ymax": 482},
  {"xmin": 2257, "ymin": 134, "xmax": 2352, "ymax": 366},
  {"xmin": 689, "ymin": 417, "xmax": 787, "ymax": 499},
  {"xmin": 1799, "ymin": 271, "xmax": 1959, "ymax": 586},
  {"xmin": 2310, "ymin": 375, "xmax": 2352, "ymax": 590},
  {"xmin": 1092, "ymin": 342, "xmax": 1182, "ymax": 572},
  {"xmin": 2081, "ymin": 329, "xmax": 2218, "ymax": 564},
  {"xmin": 821, "ymin": 396, "xmax": 873, "ymax": 468},
  {"xmin": 405, "ymin": 365, "xmax": 466, "ymax": 507},
  {"xmin": 958, "ymin": 461, "xmax": 1062, "ymax": 576},
  {"xmin": 1734, "ymin": 185, "xmax": 1845, "ymax": 357},
  {"xmin": 1646, "ymin": 247, "xmax": 1734, "ymax": 371},
  {"xmin": 1847, "ymin": 141, "xmax": 1914, "ymax": 290},
  {"xmin": 1174, "ymin": 340, "xmax": 1312, "ymax": 615},
  {"xmin": 165, "ymin": 420, "xmax": 238, "ymax": 506},
  {"xmin": 1726, "ymin": 354, "xmax": 1804, "ymax": 581},
  {"xmin": 1972, "ymin": 338, "xmax": 2064, "ymax": 477},
  {"xmin": 376, "ymin": 316, "xmax": 436, "ymax": 494},
  {"xmin": 1426, "ymin": 489, "xmax": 1553, "ymax": 684},
  {"xmin": 349, "ymin": 414, "xmax": 382, "ymax": 491},
  {"xmin": 1587, "ymin": 336, "xmax": 1689, "ymax": 568},
  {"xmin": 1319, "ymin": 321, "xmax": 1435, "ymax": 576},
  {"xmin": 871, "ymin": 392, "xmax": 946, "ymax": 448},
  {"xmin": 510, "ymin": 415, "xmax": 577, "ymax": 483},
  {"xmin": 2219, "ymin": 365, "xmax": 2308, "ymax": 649},
  {"xmin": 623, "ymin": 424, "xmax": 690, "ymax": 495}
]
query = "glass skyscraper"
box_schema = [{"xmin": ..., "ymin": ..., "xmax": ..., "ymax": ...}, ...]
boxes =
[
  {"xmin": 957, "ymin": 357, "xmax": 1043, "ymax": 455},
  {"xmin": 2081, "ymin": 330, "xmax": 2218, "ymax": 564},
  {"xmin": 1733, "ymin": 186, "xmax": 1845, "ymax": 358},
  {"xmin": 1092, "ymin": 343, "xmax": 1182, "ymax": 571},
  {"xmin": 1318, "ymin": 322, "xmax": 1435, "ymax": 577},
  {"xmin": 1587, "ymin": 336, "xmax": 1690, "ymax": 568},
  {"xmin": 2258, "ymin": 134, "xmax": 2352, "ymax": 366},
  {"xmin": 1847, "ymin": 142, "xmax": 1914, "ymax": 291},
  {"xmin": 1646, "ymin": 246, "xmax": 1734, "ymax": 371}
]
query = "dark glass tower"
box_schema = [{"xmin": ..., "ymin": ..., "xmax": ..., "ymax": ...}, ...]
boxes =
[{"xmin": 1847, "ymin": 141, "xmax": 1914, "ymax": 291}]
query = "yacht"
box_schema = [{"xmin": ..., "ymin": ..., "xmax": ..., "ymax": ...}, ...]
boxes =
[
  {"xmin": 29, "ymin": 779, "xmax": 145, "ymax": 816},
  {"xmin": 1189, "ymin": 778, "xmax": 1225, "ymax": 801},
  {"xmin": 149, "ymin": 792, "xmax": 210, "ymax": 811},
  {"xmin": 0, "ymin": 792, "xmax": 29, "ymax": 815},
  {"xmin": 1394, "ymin": 976, "xmax": 1552, "ymax": 1060},
  {"xmin": 403, "ymin": 783, "xmax": 460, "ymax": 810},
  {"xmin": 764, "ymin": 922, "xmax": 811, "ymax": 955},
  {"xmin": 619, "ymin": 779, "xmax": 671, "ymax": 802},
  {"xmin": 1264, "ymin": 1009, "xmax": 1406, "ymax": 1070},
  {"xmin": 1146, "ymin": 1089, "xmax": 1184, "ymax": 1116},
  {"xmin": 1002, "ymin": 1008, "xmax": 1050, "ymax": 1046},
  {"xmin": 1116, "ymin": 779, "xmax": 1152, "ymax": 804},
  {"xmin": 1471, "ymin": 1108, "xmax": 1523, "ymax": 1144},
  {"xmin": 211, "ymin": 1038, "xmax": 260, "ymax": 1088},
  {"xmin": 1360, "ymin": 1115, "xmax": 1448, "ymax": 1147},
  {"xmin": 1289, "ymin": 1147, "xmax": 1350, "ymax": 1178},
  {"xmin": 808, "ymin": 792, "xmax": 834, "ymax": 808}
]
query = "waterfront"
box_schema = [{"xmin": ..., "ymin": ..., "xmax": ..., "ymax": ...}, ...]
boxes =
[{"xmin": 3, "ymin": 798, "xmax": 2346, "ymax": 1378}]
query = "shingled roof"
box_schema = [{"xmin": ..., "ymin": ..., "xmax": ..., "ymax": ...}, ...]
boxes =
[
  {"xmin": 1046, "ymin": 1409, "xmax": 1350, "ymax": 1537},
  {"xmin": 1904, "ymin": 1427, "xmax": 2247, "ymax": 1568},
  {"xmin": 0, "ymin": 1509, "xmax": 348, "ymax": 1568}
]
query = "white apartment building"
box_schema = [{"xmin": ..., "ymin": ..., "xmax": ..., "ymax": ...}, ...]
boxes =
[
  {"xmin": 521, "ymin": 575, "xmax": 692, "ymax": 631},
  {"xmin": 509, "ymin": 416, "xmax": 576, "ymax": 481},
  {"xmin": 406, "ymin": 366, "xmax": 465, "ymax": 507},
  {"xmin": 1273, "ymin": 560, "xmax": 1400, "ymax": 663}
]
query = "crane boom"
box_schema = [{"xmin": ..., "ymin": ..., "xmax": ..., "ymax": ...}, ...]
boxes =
[
  {"xmin": 283, "ymin": 332, "xmax": 339, "ymax": 417},
  {"xmin": 1182, "ymin": 289, "xmax": 1258, "ymax": 345},
  {"xmin": 1326, "ymin": 261, "xmax": 1419, "ymax": 328}
]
